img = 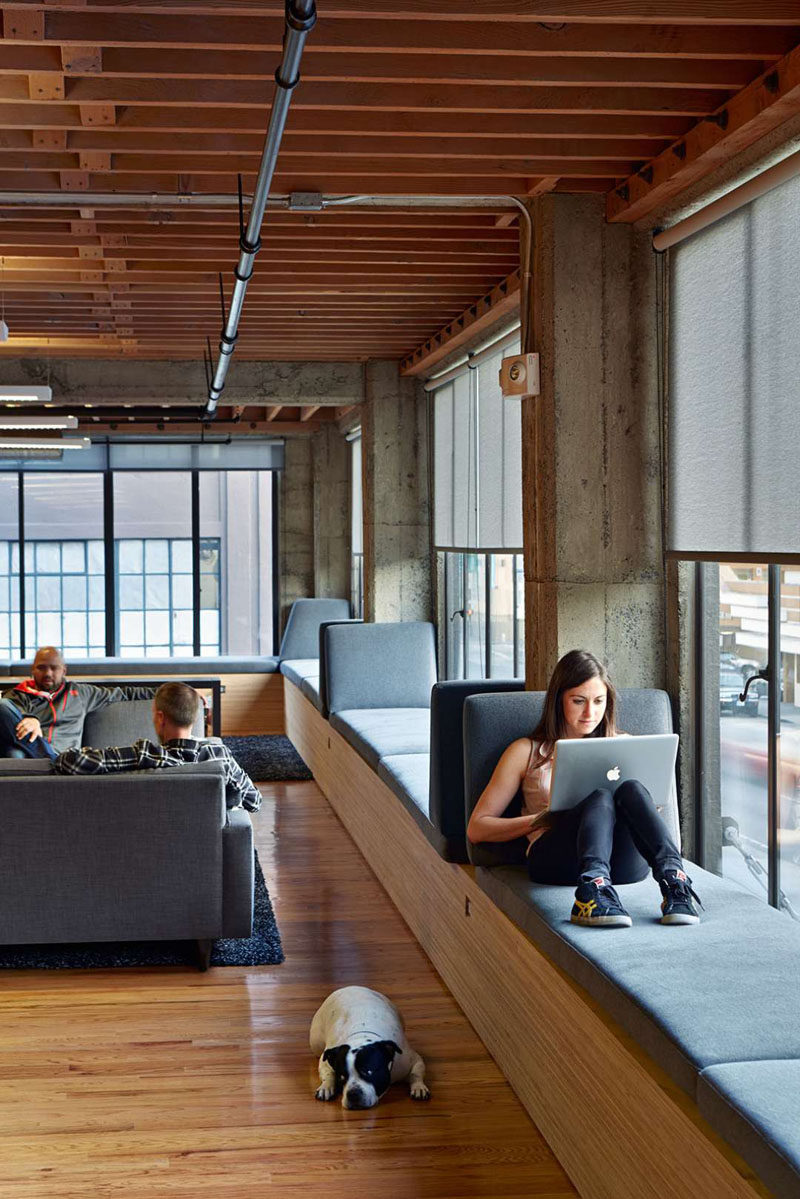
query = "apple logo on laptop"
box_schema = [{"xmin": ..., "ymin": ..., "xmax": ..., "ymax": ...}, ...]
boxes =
[{"xmin": 606, "ymin": 766, "xmax": 621, "ymax": 782}]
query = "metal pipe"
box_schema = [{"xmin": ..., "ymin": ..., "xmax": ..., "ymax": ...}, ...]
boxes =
[
  {"xmin": 204, "ymin": 0, "xmax": 316, "ymax": 419},
  {"xmin": 653, "ymin": 146, "xmax": 800, "ymax": 252},
  {"xmin": 0, "ymin": 192, "xmax": 519, "ymax": 211}
]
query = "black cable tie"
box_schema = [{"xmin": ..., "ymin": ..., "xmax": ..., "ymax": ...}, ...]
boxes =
[
  {"xmin": 220, "ymin": 330, "xmax": 238, "ymax": 349},
  {"xmin": 275, "ymin": 66, "xmax": 302, "ymax": 90},
  {"xmin": 240, "ymin": 233, "xmax": 262, "ymax": 255},
  {"xmin": 234, "ymin": 263, "xmax": 255, "ymax": 283}
]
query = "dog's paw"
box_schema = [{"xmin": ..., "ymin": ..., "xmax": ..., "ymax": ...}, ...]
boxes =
[
  {"xmin": 410, "ymin": 1082, "xmax": 431, "ymax": 1101},
  {"xmin": 315, "ymin": 1085, "xmax": 336, "ymax": 1101}
]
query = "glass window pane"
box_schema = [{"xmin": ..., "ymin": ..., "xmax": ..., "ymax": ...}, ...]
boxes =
[
  {"xmin": 118, "ymin": 540, "xmax": 143, "ymax": 574},
  {"xmin": 172, "ymin": 610, "xmax": 193, "ymax": 645},
  {"xmin": 489, "ymin": 553, "xmax": 516, "ymax": 679},
  {"xmin": 88, "ymin": 575, "xmax": 105, "ymax": 612},
  {"xmin": 200, "ymin": 575, "xmax": 218, "ymax": 609},
  {"xmin": 120, "ymin": 611, "xmax": 144, "ymax": 645},
  {"xmin": 37, "ymin": 612, "xmax": 61, "ymax": 644},
  {"xmin": 172, "ymin": 540, "xmax": 192, "ymax": 573},
  {"xmin": 145, "ymin": 576, "xmax": 169, "ymax": 609},
  {"xmin": 780, "ymin": 566, "xmax": 800, "ymax": 915},
  {"xmin": 61, "ymin": 542, "xmax": 85, "ymax": 574},
  {"xmin": 118, "ymin": 574, "xmax": 143, "ymax": 610},
  {"xmin": 36, "ymin": 543, "xmax": 60, "ymax": 573},
  {"xmin": 464, "ymin": 553, "xmax": 487, "ymax": 680},
  {"xmin": 62, "ymin": 575, "xmax": 87, "ymax": 610},
  {"xmin": 145, "ymin": 610, "xmax": 170, "ymax": 645},
  {"xmin": 89, "ymin": 612, "xmax": 105, "ymax": 648},
  {"xmin": 88, "ymin": 540, "xmax": 105, "ymax": 574},
  {"xmin": 145, "ymin": 540, "xmax": 169, "ymax": 573},
  {"xmin": 200, "ymin": 609, "xmax": 219, "ymax": 646},
  {"xmin": 63, "ymin": 612, "xmax": 87, "ymax": 650},
  {"xmin": 172, "ymin": 574, "xmax": 192, "ymax": 608},
  {"xmin": 37, "ymin": 576, "xmax": 61, "ymax": 612}
]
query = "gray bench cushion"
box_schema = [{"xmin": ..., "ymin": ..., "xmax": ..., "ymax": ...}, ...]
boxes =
[
  {"xmin": 279, "ymin": 598, "xmax": 350, "ymax": 660},
  {"xmin": 477, "ymin": 863, "xmax": 800, "ymax": 1096},
  {"xmin": 300, "ymin": 674, "xmax": 322, "ymax": 710},
  {"xmin": 2, "ymin": 656, "xmax": 279, "ymax": 676},
  {"xmin": 698, "ymin": 1061, "xmax": 800, "ymax": 1199},
  {"xmin": 325, "ymin": 622, "xmax": 436, "ymax": 713},
  {"xmin": 329, "ymin": 708, "xmax": 430, "ymax": 768},
  {"xmin": 377, "ymin": 752, "xmax": 448, "ymax": 857},
  {"xmin": 280, "ymin": 658, "xmax": 319, "ymax": 688}
]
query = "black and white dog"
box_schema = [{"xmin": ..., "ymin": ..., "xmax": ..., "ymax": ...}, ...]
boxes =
[{"xmin": 310, "ymin": 986, "xmax": 430, "ymax": 1109}]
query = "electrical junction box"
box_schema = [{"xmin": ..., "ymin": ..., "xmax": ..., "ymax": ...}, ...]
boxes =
[{"xmin": 499, "ymin": 352, "xmax": 540, "ymax": 399}]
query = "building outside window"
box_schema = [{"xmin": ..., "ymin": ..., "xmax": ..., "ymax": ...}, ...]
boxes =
[
  {"xmin": 0, "ymin": 468, "xmax": 275, "ymax": 661},
  {"xmin": 440, "ymin": 550, "xmax": 524, "ymax": 680}
]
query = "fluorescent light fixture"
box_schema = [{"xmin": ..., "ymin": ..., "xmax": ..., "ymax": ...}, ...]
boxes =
[
  {"xmin": 0, "ymin": 436, "xmax": 89, "ymax": 450},
  {"xmin": 0, "ymin": 415, "xmax": 77, "ymax": 430},
  {"xmin": 0, "ymin": 386, "xmax": 53, "ymax": 405},
  {"xmin": 0, "ymin": 385, "xmax": 53, "ymax": 403}
]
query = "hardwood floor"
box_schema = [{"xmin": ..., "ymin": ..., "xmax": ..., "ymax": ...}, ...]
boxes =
[{"xmin": 0, "ymin": 780, "xmax": 577, "ymax": 1198}]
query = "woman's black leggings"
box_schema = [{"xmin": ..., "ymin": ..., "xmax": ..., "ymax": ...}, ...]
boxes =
[{"xmin": 526, "ymin": 780, "xmax": 683, "ymax": 886}]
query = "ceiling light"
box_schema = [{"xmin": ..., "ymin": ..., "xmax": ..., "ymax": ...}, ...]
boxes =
[
  {"xmin": 0, "ymin": 386, "xmax": 53, "ymax": 403},
  {"xmin": 0, "ymin": 437, "xmax": 89, "ymax": 450},
  {"xmin": 0, "ymin": 415, "xmax": 78, "ymax": 430}
]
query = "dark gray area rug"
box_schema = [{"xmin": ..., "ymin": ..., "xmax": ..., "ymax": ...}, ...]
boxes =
[
  {"xmin": 222, "ymin": 733, "xmax": 312, "ymax": 782},
  {"xmin": 0, "ymin": 853, "xmax": 283, "ymax": 970}
]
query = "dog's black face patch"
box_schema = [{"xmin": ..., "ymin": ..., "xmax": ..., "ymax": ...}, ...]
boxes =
[
  {"xmin": 322, "ymin": 1044, "xmax": 350, "ymax": 1093},
  {"xmin": 353, "ymin": 1040, "xmax": 401, "ymax": 1099}
]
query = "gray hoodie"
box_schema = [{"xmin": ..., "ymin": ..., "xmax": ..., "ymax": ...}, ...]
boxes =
[{"xmin": 2, "ymin": 679, "xmax": 156, "ymax": 752}]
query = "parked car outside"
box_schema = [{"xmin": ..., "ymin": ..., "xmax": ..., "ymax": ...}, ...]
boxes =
[{"xmin": 720, "ymin": 670, "xmax": 759, "ymax": 717}]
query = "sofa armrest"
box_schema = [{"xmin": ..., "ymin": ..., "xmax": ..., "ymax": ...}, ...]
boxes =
[{"xmin": 222, "ymin": 807, "xmax": 254, "ymax": 938}]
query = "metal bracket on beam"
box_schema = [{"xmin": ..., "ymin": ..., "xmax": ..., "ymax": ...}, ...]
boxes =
[{"xmin": 289, "ymin": 191, "xmax": 324, "ymax": 212}]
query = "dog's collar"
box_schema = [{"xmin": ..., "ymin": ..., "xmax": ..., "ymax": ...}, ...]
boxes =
[{"xmin": 346, "ymin": 1031, "xmax": 387, "ymax": 1044}]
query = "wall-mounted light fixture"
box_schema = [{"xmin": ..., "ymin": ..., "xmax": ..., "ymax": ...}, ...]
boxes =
[{"xmin": 0, "ymin": 436, "xmax": 89, "ymax": 450}]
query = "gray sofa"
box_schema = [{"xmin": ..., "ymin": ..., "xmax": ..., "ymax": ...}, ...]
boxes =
[
  {"xmin": 0, "ymin": 697, "xmax": 254, "ymax": 969},
  {"xmin": 278, "ymin": 597, "xmax": 351, "ymax": 714},
  {"xmin": 463, "ymin": 689, "xmax": 800, "ymax": 1199}
]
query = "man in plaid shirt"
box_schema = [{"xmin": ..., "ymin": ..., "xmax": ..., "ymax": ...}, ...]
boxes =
[{"xmin": 54, "ymin": 681, "xmax": 261, "ymax": 813}]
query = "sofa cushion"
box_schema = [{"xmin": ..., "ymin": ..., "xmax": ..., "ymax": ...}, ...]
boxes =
[
  {"xmin": 280, "ymin": 658, "xmax": 319, "ymax": 688},
  {"xmin": 329, "ymin": 708, "xmax": 430, "ymax": 769},
  {"xmin": 698, "ymin": 1061, "xmax": 800, "ymax": 1199},
  {"xmin": 279, "ymin": 598, "xmax": 350, "ymax": 661},
  {"xmin": 477, "ymin": 863, "xmax": 800, "ymax": 1096},
  {"xmin": 325, "ymin": 622, "xmax": 436, "ymax": 713},
  {"xmin": 83, "ymin": 697, "xmax": 204, "ymax": 746},
  {"xmin": 463, "ymin": 689, "xmax": 679, "ymax": 867},
  {"xmin": 430, "ymin": 679, "xmax": 525, "ymax": 863},
  {"xmin": 376, "ymin": 752, "xmax": 449, "ymax": 857},
  {"xmin": 300, "ymin": 674, "xmax": 322, "ymax": 710}
]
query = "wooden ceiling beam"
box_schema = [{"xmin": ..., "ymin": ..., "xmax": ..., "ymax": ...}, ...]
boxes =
[
  {"xmin": 608, "ymin": 40, "xmax": 800, "ymax": 222},
  {"xmin": 401, "ymin": 269, "xmax": 520, "ymax": 376},
  {"xmin": 27, "ymin": 78, "xmax": 727, "ymax": 115},
  {"xmin": 0, "ymin": 102, "xmax": 694, "ymax": 140},
  {"xmin": 14, "ymin": 4, "xmax": 800, "ymax": 33},
  {"xmin": 0, "ymin": 47, "xmax": 761, "ymax": 90}
]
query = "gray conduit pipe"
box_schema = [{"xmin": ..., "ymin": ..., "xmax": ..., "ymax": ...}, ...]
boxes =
[{"xmin": 203, "ymin": 0, "xmax": 316, "ymax": 420}]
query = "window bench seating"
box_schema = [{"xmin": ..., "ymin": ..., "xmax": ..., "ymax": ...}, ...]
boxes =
[{"xmin": 283, "ymin": 617, "xmax": 796, "ymax": 1198}]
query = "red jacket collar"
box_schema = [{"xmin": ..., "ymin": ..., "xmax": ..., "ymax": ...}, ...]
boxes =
[{"xmin": 15, "ymin": 679, "xmax": 68, "ymax": 700}]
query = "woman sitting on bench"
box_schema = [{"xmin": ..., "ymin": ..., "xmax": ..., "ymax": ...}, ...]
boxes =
[{"xmin": 466, "ymin": 649, "xmax": 702, "ymax": 928}]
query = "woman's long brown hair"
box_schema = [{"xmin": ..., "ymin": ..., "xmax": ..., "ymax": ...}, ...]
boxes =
[{"xmin": 530, "ymin": 649, "xmax": 617, "ymax": 763}]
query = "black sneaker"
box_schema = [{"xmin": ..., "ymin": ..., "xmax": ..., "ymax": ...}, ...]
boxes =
[
  {"xmin": 570, "ymin": 877, "xmax": 632, "ymax": 928},
  {"xmin": 659, "ymin": 868, "xmax": 702, "ymax": 925}
]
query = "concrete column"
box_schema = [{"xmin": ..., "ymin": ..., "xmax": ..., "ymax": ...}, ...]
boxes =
[
  {"xmin": 312, "ymin": 424, "xmax": 350, "ymax": 601},
  {"xmin": 523, "ymin": 193, "xmax": 664, "ymax": 689},
  {"xmin": 362, "ymin": 360, "xmax": 431, "ymax": 623},
  {"xmin": 279, "ymin": 436, "xmax": 314, "ymax": 631}
]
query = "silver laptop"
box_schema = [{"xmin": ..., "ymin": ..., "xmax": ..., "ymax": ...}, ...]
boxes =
[{"xmin": 549, "ymin": 734, "xmax": 678, "ymax": 814}]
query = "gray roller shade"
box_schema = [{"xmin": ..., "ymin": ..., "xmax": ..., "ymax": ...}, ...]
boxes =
[
  {"xmin": 432, "ymin": 342, "xmax": 522, "ymax": 552},
  {"xmin": 668, "ymin": 177, "xmax": 800, "ymax": 559}
]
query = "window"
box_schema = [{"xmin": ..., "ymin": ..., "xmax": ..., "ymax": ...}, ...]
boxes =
[
  {"xmin": 432, "ymin": 333, "xmax": 524, "ymax": 680},
  {"xmin": 695, "ymin": 562, "xmax": 800, "ymax": 920},
  {"xmin": 441, "ymin": 551, "xmax": 525, "ymax": 680},
  {"xmin": 0, "ymin": 467, "xmax": 276, "ymax": 660}
]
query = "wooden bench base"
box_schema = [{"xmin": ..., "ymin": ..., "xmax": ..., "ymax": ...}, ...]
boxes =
[
  {"xmin": 0, "ymin": 671, "xmax": 285, "ymax": 738},
  {"xmin": 285, "ymin": 678, "xmax": 769, "ymax": 1199}
]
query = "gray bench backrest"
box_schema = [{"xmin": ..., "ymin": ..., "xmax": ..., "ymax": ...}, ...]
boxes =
[
  {"xmin": 318, "ymin": 618, "xmax": 362, "ymax": 717},
  {"xmin": 279, "ymin": 598, "xmax": 350, "ymax": 661},
  {"xmin": 463, "ymin": 689, "xmax": 674, "ymax": 867},
  {"xmin": 325, "ymin": 621, "xmax": 437, "ymax": 713},
  {"xmin": 84, "ymin": 696, "xmax": 204, "ymax": 746},
  {"xmin": 429, "ymin": 678, "xmax": 525, "ymax": 861}
]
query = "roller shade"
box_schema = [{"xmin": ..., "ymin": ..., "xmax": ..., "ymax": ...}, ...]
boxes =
[
  {"xmin": 668, "ymin": 175, "xmax": 800, "ymax": 559},
  {"xmin": 432, "ymin": 343, "xmax": 522, "ymax": 552}
]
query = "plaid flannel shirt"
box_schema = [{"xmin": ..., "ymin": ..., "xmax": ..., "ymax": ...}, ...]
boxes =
[{"xmin": 54, "ymin": 737, "xmax": 261, "ymax": 813}]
